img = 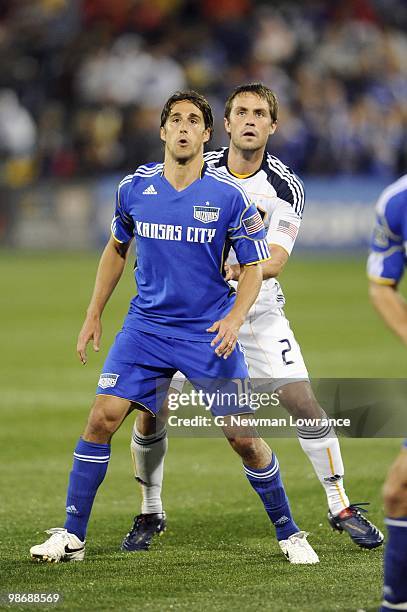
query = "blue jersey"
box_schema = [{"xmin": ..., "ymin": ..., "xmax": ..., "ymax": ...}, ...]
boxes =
[
  {"xmin": 367, "ymin": 175, "xmax": 407, "ymax": 286},
  {"xmin": 111, "ymin": 162, "xmax": 270, "ymax": 340}
]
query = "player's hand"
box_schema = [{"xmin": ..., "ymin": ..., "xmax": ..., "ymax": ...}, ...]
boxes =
[
  {"xmin": 224, "ymin": 263, "xmax": 241, "ymax": 281},
  {"xmin": 207, "ymin": 314, "xmax": 243, "ymax": 359},
  {"xmin": 77, "ymin": 315, "xmax": 102, "ymax": 365}
]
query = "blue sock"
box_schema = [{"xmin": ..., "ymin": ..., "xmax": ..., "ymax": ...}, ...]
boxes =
[
  {"xmin": 381, "ymin": 517, "xmax": 407, "ymax": 611},
  {"xmin": 64, "ymin": 438, "xmax": 111, "ymax": 541},
  {"xmin": 244, "ymin": 453, "xmax": 300, "ymax": 541}
]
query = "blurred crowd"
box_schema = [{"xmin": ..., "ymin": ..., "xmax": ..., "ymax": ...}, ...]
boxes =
[{"xmin": 0, "ymin": 0, "xmax": 406, "ymax": 188}]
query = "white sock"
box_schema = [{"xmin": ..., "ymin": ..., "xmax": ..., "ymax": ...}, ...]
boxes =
[
  {"xmin": 297, "ymin": 423, "xmax": 349, "ymax": 516},
  {"xmin": 131, "ymin": 425, "xmax": 168, "ymax": 514}
]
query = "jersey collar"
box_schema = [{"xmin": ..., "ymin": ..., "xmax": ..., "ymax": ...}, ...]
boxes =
[
  {"xmin": 159, "ymin": 160, "xmax": 208, "ymax": 195},
  {"xmin": 161, "ymin": 160, "xmax": 207, "ymax": 179},
  {"xmin": 224, "ymin": 147, "xmax": 268, "ymax": 180}
]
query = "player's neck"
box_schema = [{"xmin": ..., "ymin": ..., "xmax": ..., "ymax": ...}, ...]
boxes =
[
  {"xmin": 227, "ymin": 142, "xmax": 265, "ymax": 176},
  {"xmin": 163, "ymin": 153, "xmax": 204, "ymax": 191}
]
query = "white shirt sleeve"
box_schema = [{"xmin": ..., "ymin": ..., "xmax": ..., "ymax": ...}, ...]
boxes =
[
  {"xmin": 266, "ymin": 198, "xmax": 302, "ymax": 255},
  {"xmin": 227, "ymin": 248, "xmax": 238, "ymax": 265}
]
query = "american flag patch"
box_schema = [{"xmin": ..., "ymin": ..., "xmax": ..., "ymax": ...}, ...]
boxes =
[
  {"xmin": 243, "ymin": 211, "xmax": 264, "ymax": 235},
  {"xmin": 277, "ymin": 219, "xmax": 298, "ymax": 240}
]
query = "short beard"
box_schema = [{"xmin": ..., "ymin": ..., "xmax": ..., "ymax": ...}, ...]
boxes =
[{"xmin": 235, "ymin": 140, "xmax": 264, "ymax": 157}]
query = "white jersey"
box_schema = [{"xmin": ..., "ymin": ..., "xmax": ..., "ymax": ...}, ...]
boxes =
[{"xmin": 204, "ymin": 147, "xmax": 305, "ymax": 312}]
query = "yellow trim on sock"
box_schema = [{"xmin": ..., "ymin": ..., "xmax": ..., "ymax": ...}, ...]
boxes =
[
  {"xmin": 334, "ymin": 482, "xmax": 347, "ymax": 509},
  {"xmin": 327, "ymin": 448, "xmax": 347, "ymax": 509},
  {"xmin": 327, "ymin": 447, "xmax": 335, "ymax": 474}
]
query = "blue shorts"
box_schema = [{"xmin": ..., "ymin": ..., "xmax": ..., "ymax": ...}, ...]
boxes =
[{"xmin": 96, "ymin": 327, "xmax": 252, "ymax": 416}]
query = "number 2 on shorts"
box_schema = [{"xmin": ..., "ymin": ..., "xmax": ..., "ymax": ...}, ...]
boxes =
[{"xmin": 278, "ymin": 338, "xmax": 294, "ymax": 366}]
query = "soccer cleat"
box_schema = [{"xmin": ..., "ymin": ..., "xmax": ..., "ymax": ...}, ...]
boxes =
[
  {"xmin": 328, "ymin": 503, "xmax": 384, "ymax": 549},
  {"xmin": 278, "ymin": 531, "xmax": 319, "ymax": 564},
  {"xmin": 30, "ymin": 528, "xmax": 85, "ymax": 563},
  {"xmin": 121, "ymin": 512, "xmax": 167, "ymax": 552}
]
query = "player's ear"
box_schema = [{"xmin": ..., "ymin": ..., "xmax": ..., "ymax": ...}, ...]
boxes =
[
  {"xmin": 269, "ymin": 120, "xmax": 277, "ymax": 136},
  {"xmin": 160, "ymin": 126, "xmax": 166, "ymax": 143},
  {"xmin": 224, "ymin": 117, "xmax": 231, "ymax": 135},
  {"xmin": 203, "ymin": 128, "xmax": 211, "ymax": 144}
]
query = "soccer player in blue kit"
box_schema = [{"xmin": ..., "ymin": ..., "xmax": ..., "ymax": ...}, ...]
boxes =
[
  {"xmin": 30, "ymin": 91, "xmax": 317, "ymax": 563},
  {"xmin": 367, "ymin": 175, "xmax": 407, "ymax": 612},
  {"xmin": 124, "ymin": 84, "xmax": 382, "ymax": 559}
]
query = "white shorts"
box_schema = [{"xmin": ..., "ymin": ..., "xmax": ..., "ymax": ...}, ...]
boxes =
[
  {"xmin": 240, "ymin": 306, "xmax": 309, "ymax": 390},
  {"xmin": 170, "ymin": 307, "xmax": 309, "ymax": 393}
]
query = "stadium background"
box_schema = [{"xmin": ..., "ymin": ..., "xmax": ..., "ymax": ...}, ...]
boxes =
[{"xmin": 1, "ymin": 1, "xmax": 406, "ymax": 611}]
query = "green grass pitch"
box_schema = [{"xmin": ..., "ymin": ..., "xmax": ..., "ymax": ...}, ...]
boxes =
[{"xmin": 1, "ymin": 251, "xmax": 405, "ymax": 611}]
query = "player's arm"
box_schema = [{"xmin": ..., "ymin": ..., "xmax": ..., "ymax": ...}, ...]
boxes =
[
  {"xmin": 369, "ymin": 281, "xmax": 407, "ymax": 345},
  {"xmin": 77, "ymin": 176, "xmax": 135, "ymax": 364},
  {"xmin": 231, "ymin": 262, "xmax": 264, "ymax": 321},
  {"xmin": 208, "ymin": 263, "xmax": 262, "ymax": 358},
  {"xmin": 367, "ymin": 196, "xmax": 407, "ymax": 345},
  {"xmin": 260, "ymin": 244, "xmax": 289, "ymax": 278},
  {"xmin": 209, "ymin": 196, "xmax": 270, "ymax": 358},
  {"xmin": 225, "ymin": 199, "xmax": 300, "ymax": 281},
  {"xmin": 225, "ymin": 243, "xmax": 288, "ymax": 281},
  {"xmin": 260, "ymin": 196, "xmax": 301, "ymax": 277},
  {"xmin": 77, "ymin": 235, "xmax": 133, "ymax": 364}
]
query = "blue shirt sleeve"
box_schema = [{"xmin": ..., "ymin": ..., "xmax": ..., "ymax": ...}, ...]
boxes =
[
  {"xmin": 111, "ymin": 177, "xmax": 134, "ymax": 243},
  {"xmin": 367, "ymin": 195, "xmax": 407, "ymax": 285},
  {"xmin": 228, "ymin": 193, "xmax": 271, "ymax": 265}
]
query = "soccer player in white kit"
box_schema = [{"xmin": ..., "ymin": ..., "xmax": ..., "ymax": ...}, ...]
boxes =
[{"xmin": 124, "ymin": 83, "xmax": 383, "ymax": 553}]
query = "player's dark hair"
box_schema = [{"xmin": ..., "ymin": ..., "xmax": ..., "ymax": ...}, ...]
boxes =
[
  {"xmin": 160, "ymin": 90, "xmax": 213, "ymax": 136},
  {"xmin": 224, "ymin": 83, "xmax": 278, "ymax": 123}
]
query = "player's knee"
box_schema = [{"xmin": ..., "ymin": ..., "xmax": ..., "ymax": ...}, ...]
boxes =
[
  {"xmin": 136, "ymin": 409, "xmax": 162, "ymax": 436},
  {"xmin": 292, "ymin": 400, "xmax": 320, "ymax": 419},
  {"xmin": 285, "ymin": 401, "xmax": 313, "ymax": 419},
  {"xmin": 85, "ymin": 415, "xmax": 114, "ymax": 441},
  {"xmin": 228, "ymin": 436, "xmax": 260, "ymax": 462},
  {"xmin": 84, "ymin": 401, "xmax": 122, "ymax": 442},
  {"xmin": 278, "ymin": 386, "xmax": 323, "ymax": 419}
]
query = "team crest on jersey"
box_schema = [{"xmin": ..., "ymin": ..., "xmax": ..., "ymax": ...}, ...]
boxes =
[
  {"xmin": 373, "ymin": 224, "xmax": 388, "ymax": 248},
  {"xmin": 98, "ymin": 373, "xmax": 119, "ymax": 389},
  {"xmin": 193, "ymin": 203, "xmax": 220, "ymax": 224}
]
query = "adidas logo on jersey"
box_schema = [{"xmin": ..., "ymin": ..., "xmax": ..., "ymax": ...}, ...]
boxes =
[{"xmin": 142, "ymin": 184, "xmax": 157, "ymax": 195}]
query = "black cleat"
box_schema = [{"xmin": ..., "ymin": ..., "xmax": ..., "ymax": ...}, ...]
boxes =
[
  {"xmin": 328, "ymin": 503, "xmax": 384, "ymax": 549},
  {"xmin": 121, "ymin": 513, "xmax": 167, "ymax": 552}
]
